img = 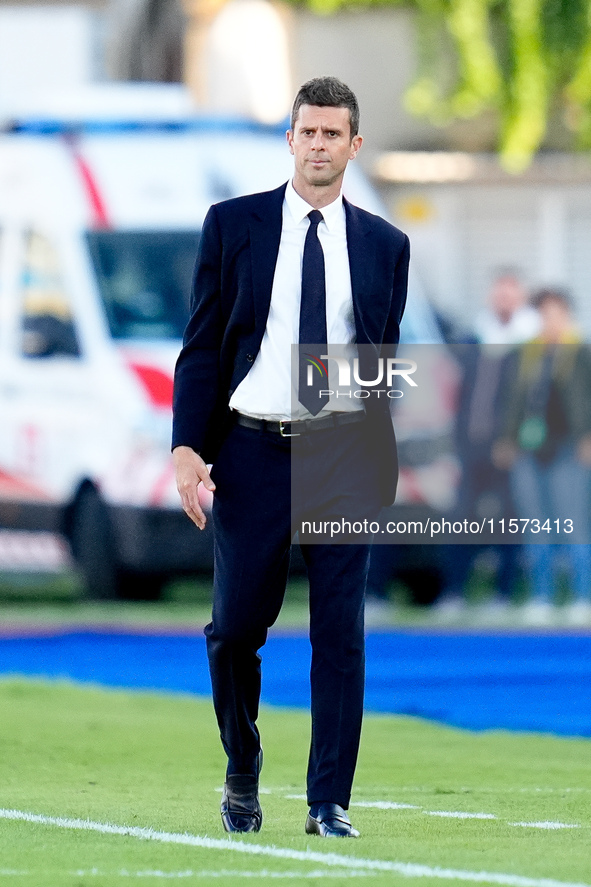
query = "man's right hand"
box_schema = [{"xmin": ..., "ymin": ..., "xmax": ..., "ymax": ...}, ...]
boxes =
[{"xmin": 173, "ymin": 446, "xmax": 216, "ymax": 530}]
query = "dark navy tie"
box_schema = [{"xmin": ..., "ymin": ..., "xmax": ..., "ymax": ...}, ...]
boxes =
[{"xmin": 298, "ymin": 210, "xmax": 329, "ymax": 416}]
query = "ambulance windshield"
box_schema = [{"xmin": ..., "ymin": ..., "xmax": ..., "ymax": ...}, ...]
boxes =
[{"xmin": 86, "ymin": 230, "xmax": 199, "ymax": 340}]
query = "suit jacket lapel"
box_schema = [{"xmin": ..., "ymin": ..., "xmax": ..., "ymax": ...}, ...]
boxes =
[
  {"xmin": 249, "ymin": 183, "xmax": 287, "ymax": 333},
  {"xmin": 247, "ymin": 187, "xmax": 377, "ymax": 344},
  {"xmin": 344, "ymin": 199, "xmax": 375, "ymax": 344}
]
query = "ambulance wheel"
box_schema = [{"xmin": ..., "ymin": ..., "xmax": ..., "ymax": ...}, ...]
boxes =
[
  {"xmin": 398, "ymin": 566, "xmax": 443, "ymax": 607},
  {"xmin": 117, "ymin": 570, "xmax": 167, "ymax": 602},
  {"xmin": 70, "ymin": 487, "xmax": 120, "ymax": 600}
]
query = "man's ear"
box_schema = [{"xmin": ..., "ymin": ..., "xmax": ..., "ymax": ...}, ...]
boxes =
[
  {"xmin": 349, "ymin": 134, "xmax": 363, "ymax": 160},
  {"xmin": 286, "ymin": 129, "xmax": 294, "ymax": 155}
]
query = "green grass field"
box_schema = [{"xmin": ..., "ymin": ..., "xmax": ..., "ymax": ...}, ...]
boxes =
[{"xmin": 0, "ymin": 679, "xmax": 590, "ymax": 886}]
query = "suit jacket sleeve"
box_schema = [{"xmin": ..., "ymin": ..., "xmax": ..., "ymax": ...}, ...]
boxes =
[
  {"xmin": 172, "ymin": 204, "xmax": 223, "ymax": 454},
  {"xmin": 382, "ymin": 232, "xmax": 410, "ymax": 354}
]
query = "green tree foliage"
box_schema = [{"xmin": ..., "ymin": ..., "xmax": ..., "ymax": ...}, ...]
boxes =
[{"xmin": 293, "ymin": 0, "xmax": 591, "ymax": 171}]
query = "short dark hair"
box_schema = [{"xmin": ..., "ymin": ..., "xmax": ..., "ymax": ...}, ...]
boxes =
[
  {"xmin": 531, "ymin": 286, "xmax": 573, "ymax": 311},
  {"xmin": 290, "ymin": 77, "xmax": 359, "ymax": 138},
  {"xmin": 492, "ymin": 266, "xmax": 522, "ymax": 282}
]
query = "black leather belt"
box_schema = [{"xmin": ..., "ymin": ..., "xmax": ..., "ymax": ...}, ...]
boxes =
[{"xmin": 234, "ymin": 410, "xmax": 366, "ymax": 438}]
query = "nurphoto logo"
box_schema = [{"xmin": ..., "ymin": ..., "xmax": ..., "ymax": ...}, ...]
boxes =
[
  {"xmin": 302, "ymin": 351, "xmax": 418, "ymax": 400},
  {"xmin": 303, "ymin": 353, "xmax": 329, "ymax": 384}
]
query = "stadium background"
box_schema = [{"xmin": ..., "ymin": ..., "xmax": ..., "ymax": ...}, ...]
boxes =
[{"xmin": 0, "ymin": 2, "xmax": 590, "ymax": 885}]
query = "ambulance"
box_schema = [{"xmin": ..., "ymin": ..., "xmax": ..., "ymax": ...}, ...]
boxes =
[{"xmin": 0, "ymin": 84, "xmax": 451, "ymax": 600}]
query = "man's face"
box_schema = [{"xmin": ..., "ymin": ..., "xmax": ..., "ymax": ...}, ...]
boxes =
[
  {"xmin": 539, "ymin": 297, "xmax": 571, "ymax": 340},
  {"xmin": 286, "ymin": 104, "xmax": 362, "ymax": 190},
  {"xmin": 489, "ymin": 276, "xmax": 527, "ymax": 322}
]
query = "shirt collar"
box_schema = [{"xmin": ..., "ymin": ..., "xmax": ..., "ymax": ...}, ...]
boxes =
[{"xmin": 285, "ymin": 179, "xmax": 344, "ymax": 232}]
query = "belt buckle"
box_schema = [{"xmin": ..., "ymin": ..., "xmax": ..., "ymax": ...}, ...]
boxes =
[{"xmin": 279, "ymin": 419, "xmax": 300, "ymax": 438}]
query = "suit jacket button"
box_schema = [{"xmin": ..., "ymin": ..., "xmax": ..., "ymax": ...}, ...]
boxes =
[{"xmin": 246, "ymin": 353, "xmax": 254, "ymax": 362}]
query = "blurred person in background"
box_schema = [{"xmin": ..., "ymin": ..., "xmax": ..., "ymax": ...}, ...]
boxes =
[
  {"xmin": 436, "ymin": 270, "xmax": 535, "ymax": 618},
  {"xmin": 172, "ymin": 77, "xmax": 409, "ymax": 838},
  {"xmin": 493, "ymin": 288, "xmax": 591, "ymax": 626},
  {"xmin": 475, "ymin": 268, "xmax": 540, "ymax": 346}
]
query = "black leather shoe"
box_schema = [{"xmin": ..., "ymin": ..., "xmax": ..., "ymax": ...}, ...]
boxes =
[
  {"xmin": 220, "ymin": 750, "xmax": 263, "ymax": 833},
  {"xmin": 305, "ymin": 803, "xmax": 360, "ymax": 838}
]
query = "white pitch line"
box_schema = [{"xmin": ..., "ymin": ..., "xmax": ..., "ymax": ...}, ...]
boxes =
[
  {"xmin": 282, "ymin": 795, "xmax": 420, "ymax": 809},
  {"xmin": 0, "ymin": 871, "xmax": 374, "ymax": 881},
  {"xmin": 215, "ymin": 787, "xmax": 273, "ymax": 794},
  {"xmin": 72, "ymin": 869, "xmax": 375, "ymax": 879},
  {"xmin": 352, "ymin": 802, "xmax": 421, "ymax": 811},
  {"xmin": 283, "ymin": 797, "xmax": 581, "ymax": 830},
  {"xmin": 0, "ymin": 808, "xmax": 589, "ymax": 887},
  {"xmin": 509, "ymin": 823, "xmax": 581, "ymax": 831},
  {"xmin": 425, "ymin": 812, "xmax": 497, "ymax": 820}
]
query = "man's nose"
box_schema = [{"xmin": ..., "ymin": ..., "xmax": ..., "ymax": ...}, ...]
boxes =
[{"xmin": 311, "ymin": 131, "xmax": 325, "ymax": 150}]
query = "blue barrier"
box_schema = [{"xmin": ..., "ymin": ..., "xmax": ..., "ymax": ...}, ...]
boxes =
[{"xmin": 0, "ymin": 630, "xmax": 589, "ymax": 736}]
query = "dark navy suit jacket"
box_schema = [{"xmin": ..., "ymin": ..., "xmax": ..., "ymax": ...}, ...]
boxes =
[{"xmin": 172, "ymin": 182, "xmax": 410, "ymax": 506}]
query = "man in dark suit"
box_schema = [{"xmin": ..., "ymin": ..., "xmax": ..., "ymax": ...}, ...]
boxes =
[{"xmin": 172, "ymin": 77, "xmax": 409, "ymax": 838}]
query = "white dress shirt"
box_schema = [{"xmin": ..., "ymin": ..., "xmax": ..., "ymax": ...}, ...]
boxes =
[
  {"xmin": 230, "ymin": 180, "xmax": 361, "ymax": 420},
  {"xmin": 474, "ymin": 305, "xmax": 541, "ymax": 345}
]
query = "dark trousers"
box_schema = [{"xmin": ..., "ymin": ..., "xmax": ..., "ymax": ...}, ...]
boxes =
[
  {"xmin": 443, "ymin": 452, "xmax": 521, "ymax": 600},
  {"xmin": 205, "ymin": 418, "xmax": 380, "ymax": 809}
]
